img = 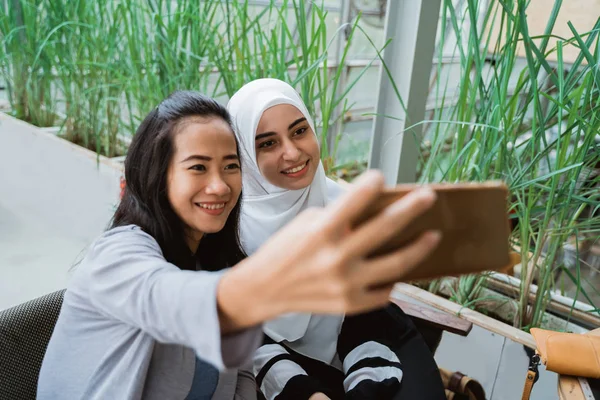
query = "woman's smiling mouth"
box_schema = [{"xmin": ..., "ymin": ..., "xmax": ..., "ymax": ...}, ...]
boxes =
[
  {"xmin": 281, "ymin": 160, "xmax": 309, "ymax": 178},
  {"xmin": 196, "ymin": 202, "xmax": 226, "ymax": 215}
]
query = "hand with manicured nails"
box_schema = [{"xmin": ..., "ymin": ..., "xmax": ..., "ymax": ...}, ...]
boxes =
[{"xmin": 216, "ymin": 170, "xmax": 441, "ymax": 333}]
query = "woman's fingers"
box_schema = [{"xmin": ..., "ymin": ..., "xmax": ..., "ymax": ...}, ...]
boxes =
[
  {"xmin": 341, "ymin": 232, "xmax": 441, "ymax": 314},
  {"xmin": 324, "ymin": 170, "xmax": 385, "ymax": 232},
  {"xmin": 345, "ymin": 284, "xmax": 397, "ymax": 315},
  {"xmin": 340, "ymin": 187, "xmax": 437, "ymax": 259},
  {"xmin": 352, "ymin": 230, "xmax": 442, "ymax": 288}
]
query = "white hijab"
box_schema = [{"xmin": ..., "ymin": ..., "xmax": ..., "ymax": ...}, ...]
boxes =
[{"xmin": 227, "ymin": 79, "xmax": 344, "ymax": 362}]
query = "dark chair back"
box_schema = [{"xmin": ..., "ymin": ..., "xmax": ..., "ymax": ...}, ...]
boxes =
[{"xmin": 0, "ymin": 290, "xmax": 65, "ymax": 400}]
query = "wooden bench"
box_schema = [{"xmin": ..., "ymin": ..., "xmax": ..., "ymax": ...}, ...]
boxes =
[{"xmin": 390, "ymin": 291, "xmax": 473, "ymax": 354}]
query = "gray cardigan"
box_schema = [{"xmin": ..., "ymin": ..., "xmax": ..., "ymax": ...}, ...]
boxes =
[{"xmin": 37, "ymin": 225, "xmax": 261, "ymax": 399}]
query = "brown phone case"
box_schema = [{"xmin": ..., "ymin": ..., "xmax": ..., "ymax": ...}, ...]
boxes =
[{"xmin": 354, "ymin": 181, "xmax": 513, "ymax": 282}]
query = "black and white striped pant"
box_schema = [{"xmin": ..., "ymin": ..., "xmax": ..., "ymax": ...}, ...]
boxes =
[{"xmin": 255, "ymin": 304, "xmax": 446, "ymax": 400}]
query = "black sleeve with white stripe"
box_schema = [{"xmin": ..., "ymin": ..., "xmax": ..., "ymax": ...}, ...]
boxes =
[
  {"xmin": 254, "ymin": 336, "xmax": 339, "ymax": 400},
  {"xmin": 337, "ymin": 306, "xmax": 406, "ymax": 399}
]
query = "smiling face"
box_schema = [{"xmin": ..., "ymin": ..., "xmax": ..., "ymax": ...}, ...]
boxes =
[
  {"xmin": 167, "ymin": 116, "xmax": 242, "ymax": 251},
  {"xmin": 254, "ymin": 104, "xmax": 320, "ymax": 190}
]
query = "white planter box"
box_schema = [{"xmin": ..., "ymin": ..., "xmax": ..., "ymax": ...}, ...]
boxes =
[{"xmin": 0, "ymin": 112, "xmax": 122, "ymax": 309}]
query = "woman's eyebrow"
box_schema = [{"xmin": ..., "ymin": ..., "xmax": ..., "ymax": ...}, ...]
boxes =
[
  {"xmin": 181, "ymin": 154, "xmax": 239, "ymax": 162},
  {"xmin": 255, "ymin": 132, "xmax": 276, "ymax": 141},
  {"xmin": 181, "ymin": 154, "xmax": 211, "ymax": 163},
  {"xmin": 288, "ymin": 117, "xmax": 307, "ymax": 129},
  {"xmin": 255, "ymin": 117, "xmax": 306, "ymax": 141}
]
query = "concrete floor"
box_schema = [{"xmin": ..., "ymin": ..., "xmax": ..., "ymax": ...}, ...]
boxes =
[{"xmin": 435, "ymin": 325, "xmax": 558, "ymax": 400}]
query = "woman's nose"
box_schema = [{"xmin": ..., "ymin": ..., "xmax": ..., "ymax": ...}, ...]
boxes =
[
  {"xmin": 205, "ymin": 175, "xmax": 231, "ymax": 196},
  {"xmin": 282, "ymin": 141, "xmax": 301, "ymax": 161}
]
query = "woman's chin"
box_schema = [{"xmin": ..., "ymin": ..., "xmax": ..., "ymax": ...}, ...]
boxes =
[
  {"xmin": 275, "ymin": 170, "xmax": 317, "ymax": 190},
  {"xmin": 200, "ymin": 222, "xmax": 227, "ymax": 234},
  {"xmin": 188, "ymin": 217, "xmax": 229, "ymax": 236}
]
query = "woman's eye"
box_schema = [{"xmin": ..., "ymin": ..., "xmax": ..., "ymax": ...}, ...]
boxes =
[
  {"xmin": 189, "ymin": 164, "xmax": 206, "ymax": 171},
  {"xmin": 258, "ymin": 140, "xmax": 276, "ymax": 149},
  {"xmin": 225, "ymin": 163, "xmax": 241, "ymax": 171},
  {"xmin": 293, "ymin": 127, "xmax": 307, "ymax": 136}
]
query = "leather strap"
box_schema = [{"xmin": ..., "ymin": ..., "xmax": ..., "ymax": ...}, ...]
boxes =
[
  {"xmin": 449, "ymin": 371, "xmax": 466, "ymax": 393},
  {"xmin": 521, "ymin": 370, "xmax": 537, "ymax": 400}
]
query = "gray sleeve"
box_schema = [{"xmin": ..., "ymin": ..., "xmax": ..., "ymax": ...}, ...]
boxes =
[
  {"xmin": 83, "ymin": 226, "xmax": 262, "ymax": 371},
  {"xmin": 234, "ymin": 368, "xmax": 258, "ymax": 400}
]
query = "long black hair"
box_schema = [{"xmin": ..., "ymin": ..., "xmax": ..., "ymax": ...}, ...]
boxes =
[{"xmin": 111, "ymin": 91, "xmax": 246, "ymax": 271}]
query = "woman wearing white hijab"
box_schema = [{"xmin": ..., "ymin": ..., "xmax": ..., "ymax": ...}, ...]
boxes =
[{"xmin": 228, "ymin": 79, "xmax": 446, "ymax": 400}]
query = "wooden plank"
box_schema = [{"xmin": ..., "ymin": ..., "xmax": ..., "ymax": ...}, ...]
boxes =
[
  {"xmin": 390, "ymin": 298, "xmax": 472, "ymax": 336},
  {"xmin": 436, "ymin": 277, "xmax": 589, "ymax": 334},
  {"xmin": 487, "ymin": 276, "xmax": 600, "ymax": 328},
  {"xmin": 391, "ymin": 283, "xmax": 537, "ymax": 349}
]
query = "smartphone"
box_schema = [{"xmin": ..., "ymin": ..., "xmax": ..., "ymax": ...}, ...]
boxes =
[{"xmin": 354, "ymin": 181, "xmax": 515, "ymax": 282}]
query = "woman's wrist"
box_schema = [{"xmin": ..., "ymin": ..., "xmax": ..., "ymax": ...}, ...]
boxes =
[{"xmin": 216, "ymin": 259, "xmax": 283, "ymax": 334}]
